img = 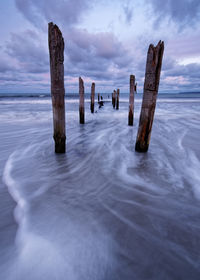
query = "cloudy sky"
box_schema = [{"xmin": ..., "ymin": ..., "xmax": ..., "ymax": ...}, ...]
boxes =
[{"xmin": 0, "ymin": 0, "xmax": 200, "ymax": 93}]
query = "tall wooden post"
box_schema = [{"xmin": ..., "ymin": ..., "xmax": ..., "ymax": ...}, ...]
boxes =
[
  {"xmin": 48, "ymin": 22, "xmax": 66, "ymax": 153},
  {"xmin": 116, "ymin": 89, "xmax": 119, "ymax": 110},
  {"xmin": 113, "ymin": 90, "xmax": 116, "ymax": 108},
  {"xmin": 112, "ymin": 91, "xmax": 114, "ymax": 107},
  {"xmin": 79, "ymin": 77, "xmax": 85, "ymax": 124},
  {"xmin": 135, "ymin": 41, "xmax": 164, "ymax": 152},
  {"xmin": 90, "ymin": 82, "xmax": 95, "ymax": 113},
  {"xmin": 128, "ymin": 75, "xmax": 135, "ymax": 126}
]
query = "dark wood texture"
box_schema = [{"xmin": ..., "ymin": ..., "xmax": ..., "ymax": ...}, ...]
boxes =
[
  {"xmin": 128, "ymin": 75, "xmax": 135, "ymax": 126},
  {"xmin": 79, "ymin": 77, "xmax": 85, "ymax": 124},
  {"xmin": 112, "ymin": 91, "xmax": 114, "ymax": 107},
  {"xmin": 116, "ymin": 89, "xmax": 120, "ymax": 110},
  {"xmin": 135, "ymin": 41, "xmax": 164, "ymax": 152},
  {"xmin": 48, "ymin": 22, "xmax": 66, "ymax": 153},
  {"xmin": 113, "ymin": 90, "xmax": 116, "ymax": 108},
  {"xmin": 90, "ymin": 82, "xmax": 95, "ymax": 113}
]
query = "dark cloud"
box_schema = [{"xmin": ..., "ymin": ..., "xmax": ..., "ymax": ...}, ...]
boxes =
[
  {"xmin": 0, "ymin": 29, "xmax": 50, "ymax": 92},
  {"xmin": 63, "ymin": 28, "xmax": 133, "ymax": 83},
  {"xmin": 15, "ymin": 0, "xmax": 91, "ymax": 28},
  {"xmin": 159, "ymin": 61, "xmax": 200, "ymax": 92},
  {"xmin": 2, "ymin": 25, "xmax": 135, "ymax": 92},
  {"xmin": 0, "ymin": 70, "xmax": 50, "ymax": 93},
  {"xmin": 14, "ymin": 0, "xmax": 134, "ymax": 85},
  {"xmin": 66, "ymin": 29, "xmax": 126, "ymax": 60},
  {"xmin": 6, "ymin": 30, "xmax": 49, "ymax": 73},
  {"xmin": 3, "ymin": 23, "xmax": 199, "ymax": 94},
  {"xmin": 165, "ymin": 62, "xmax": 200, "ymax": 79},
  {"xmin": 15, "ymin": 0, "xmax": 44, "ymax": 28},
  {"xmin": 148, "ymin": 0, "xmax": 200, "ymax": 29},
  {"xmin": 0, "ymin": 0, "xmax": 197, "ymax": 93}
]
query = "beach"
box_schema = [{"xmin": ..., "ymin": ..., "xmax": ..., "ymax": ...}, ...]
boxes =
[{"xmin": 0, "ymin": 93, "xmax": 200, "ymax": 279}]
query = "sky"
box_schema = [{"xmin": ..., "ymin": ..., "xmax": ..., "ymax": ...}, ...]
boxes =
[{"xmin": 0, "ymin": 0, "xmax": 200, "ymax": 94}]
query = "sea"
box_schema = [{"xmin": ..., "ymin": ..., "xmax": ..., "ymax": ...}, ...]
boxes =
[{"xmin": 0, "ymin": 92, "xmax": 200, "ymax": 280}]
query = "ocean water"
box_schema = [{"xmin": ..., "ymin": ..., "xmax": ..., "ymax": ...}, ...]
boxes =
[{"xmin": 0, "ymin": 93, "xmax": 200, "ymax": 279}]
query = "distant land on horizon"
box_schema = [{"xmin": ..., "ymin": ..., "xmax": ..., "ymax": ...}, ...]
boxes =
[{"xmin": 0, "ymin": 91, "xmax": 200, "ymax": 98}]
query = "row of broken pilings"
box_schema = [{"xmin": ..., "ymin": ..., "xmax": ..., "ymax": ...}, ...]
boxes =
[
  {"xmin": 80, "ymin": 78, "xmax": 105, "ymax": 124},
  {"xmin": 48, "ymin": 22, "xmax": 164, "ymax": 154}
]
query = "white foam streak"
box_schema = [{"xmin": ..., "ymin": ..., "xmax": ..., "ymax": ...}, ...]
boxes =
[
  {"xmin": 185, "ymin": 151, "xmax": 200, "ymax": 199},
  {"xmin": 3, "ymin": 152, "xmax": 27, "ymax": 223}
]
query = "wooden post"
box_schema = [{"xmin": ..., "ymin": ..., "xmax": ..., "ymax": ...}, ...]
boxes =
[
  {"xmin": 98, "ymin": 93, "xmax": 100, "ymax": 103},
  {"xmin": 116, "ymin": 89, "xmax": 119, "ymax": 110},
  {"xmin": 113, "ymin": 90, "xmax": 116, "ymax": 108},
  {"xmin": 48, "ymin": 22, "xmax": 66, "ymax": 153},
  {"xmin": 128, "ymin": 75, "xmax": 135, "ymax": 126},
  {"xmin": 135, "ymin": 83, "xmax": 137, "ymax": 93},
  {"xmin": 90, "ymin": 82, "xmax": 95, "ymax": 113},
  {"xmin": 79, "ymin": 77, "xmax": 85, "ymax": 124},
  {"xmin": 112, "ymin": 91, "xmax": 114, "ymax": 107},
  {"xmin": 135, "ymin": 41, "xmax": 164, "ymax": 152}
]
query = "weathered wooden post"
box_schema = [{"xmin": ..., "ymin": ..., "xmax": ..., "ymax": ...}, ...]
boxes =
[
  {"xmin": 113, "ymin": 90, "xmax": 116, "ymax": 108},
  {"xmin": 90, "ymin": 82, "xmax": 95, "ymax": 113},
  {"xmin": 135, "ymin": 40, "xmax": 164, "ymax": 152},
  {"xmin": 48, "ymin": 22, "xmax": 66, "ymax": 153},
  {"xmin": 116, "ymin": 89, "xmax": 120, "ymax": 110},
  {"xmin": 79, "ymin": 77, "xmax": 85, "ymax": 124},
  {"xmin": 128, "ymin": 75, "xmax": 135, "ymax": 126},
  {"xmin": 112, "ymin": 91, "xmax": 114, "ymax": 107}
]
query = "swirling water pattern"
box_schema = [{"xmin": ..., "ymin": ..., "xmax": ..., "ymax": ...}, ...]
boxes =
[{"xmin": 0, "ymin": 94, "xmax": 200, "ymax": 279}]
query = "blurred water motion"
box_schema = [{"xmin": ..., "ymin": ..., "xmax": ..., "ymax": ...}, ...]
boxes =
[{"xmin": 0, "ymin": 93, "xmax": 200, "ymax": 279}]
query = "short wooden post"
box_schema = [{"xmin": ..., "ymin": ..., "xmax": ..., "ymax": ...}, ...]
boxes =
[
  {"xmin": 113, "ymin": 90, "xmax": 116, "ymax": 108},
  {"xmin": 79, "ymin": 77, "xmax": 85, "ymax": 124},
  {"xmin": 135, "ymin": 41, "xmax": 164, "ymax": 152},
  {"xmin": 128, "ymin": 75, "xmax": 135, "ymax": 126},
  {"xmin": 90, "ymin": 82, "xmax": 95, "ymax": 113},
  {"xmin": 48, "ymin": 22, "xmax": 66, "ymax": 153},
  {"xmin": 116, "ymin": 89, "xmax": 120, "ymax": 110}
]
